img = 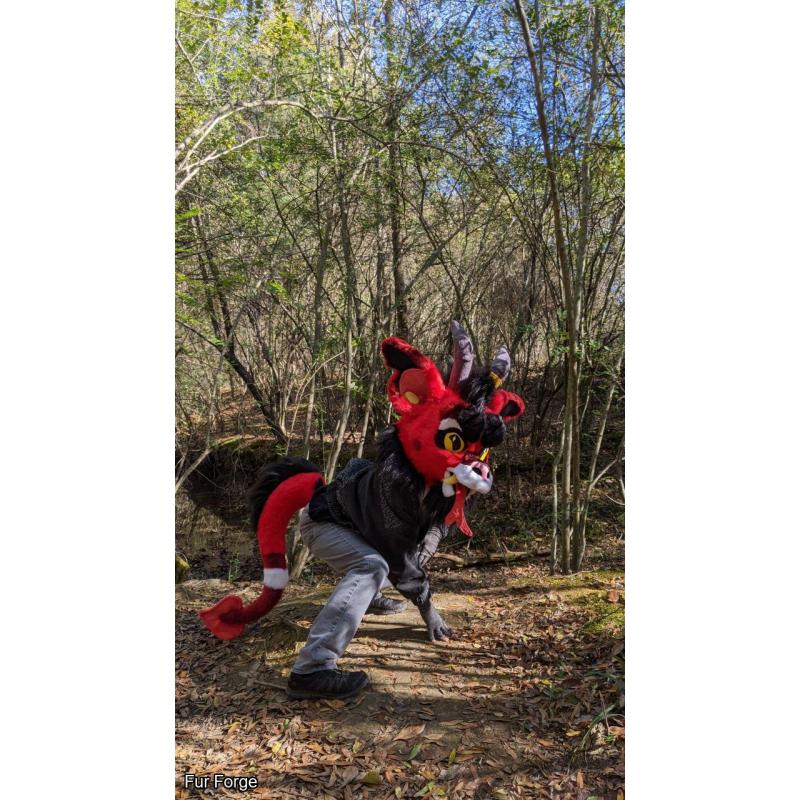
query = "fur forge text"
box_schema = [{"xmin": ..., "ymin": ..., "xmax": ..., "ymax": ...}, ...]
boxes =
[{"xmin": 199, "ymin": 321, "xmax": 524, "ymax": 640}]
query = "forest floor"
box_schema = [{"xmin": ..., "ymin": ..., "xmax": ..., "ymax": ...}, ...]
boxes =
[{"xmin": 176, "ymin": 546, "xmax": 624, "ymax": 800}]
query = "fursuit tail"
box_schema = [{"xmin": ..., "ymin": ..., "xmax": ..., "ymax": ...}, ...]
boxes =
[{"xmin": 199, "ymin": 458, "xmax": 324, "ymax": 640}]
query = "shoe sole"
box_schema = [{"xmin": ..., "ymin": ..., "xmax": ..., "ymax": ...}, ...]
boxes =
[
  {"xmin": 286, "ymin": 676, "xmax": 370, "ymax": 700},
  {"xmin": 365, "ymin": 607, "xmax": 406, "ymax": 615}
]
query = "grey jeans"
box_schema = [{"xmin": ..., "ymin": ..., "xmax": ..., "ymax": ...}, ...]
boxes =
[{"xmin": 292, "ymin": 508, "xmax": 392, "ymax": 675}]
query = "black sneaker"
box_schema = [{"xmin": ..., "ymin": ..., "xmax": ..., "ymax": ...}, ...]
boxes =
[
  {"xmin": 366, "ymin": 593, "xmax": 407, "ymax": 615},
  {"xmin": 287, "ymin": 669, "xmax": 369, "ymax": 700}
]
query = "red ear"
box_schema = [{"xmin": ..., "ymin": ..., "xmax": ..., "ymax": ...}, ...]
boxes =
[
  {"xmin": 486, "ymin": 390, "xmax": 525, "ymax": 421},
  {"xmin": 399, "ymin": 369, "xmax": 431, "ymax": 404},
  {"xmin": 382, "ymin": 337, "xmax": 427, "ymax": 371},
  {"xmin": 381, "ymin": 337, "xmax": 445, "ymax": 413}
]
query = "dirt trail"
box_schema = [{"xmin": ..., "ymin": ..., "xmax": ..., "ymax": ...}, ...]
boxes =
[{"xmin": 176, "ymin": 563, "xmax": 624, "ymax": 799}]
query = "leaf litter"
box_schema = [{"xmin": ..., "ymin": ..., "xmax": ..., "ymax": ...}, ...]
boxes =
[{"xmin": 176, "ymin": 556, "xmax": 624, "ymax": 798}]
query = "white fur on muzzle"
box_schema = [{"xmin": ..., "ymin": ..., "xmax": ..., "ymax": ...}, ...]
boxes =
[{"xmin": 441, "ymin": 460, "xmax": 493, "ymax": 496}]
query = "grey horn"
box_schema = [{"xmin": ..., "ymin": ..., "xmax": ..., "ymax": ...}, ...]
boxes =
[
  {"xmin": 448, "ymin": 320, "xmax": 475, "ymax": 391},
  {"xmin": 490, "ymin": 345, "xmax": 511, "ymax": 383}
]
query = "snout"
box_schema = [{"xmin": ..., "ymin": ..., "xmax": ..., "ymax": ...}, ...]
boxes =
[
  {"xmin": 468, "ymin": 458, "xmax": 491, "ymax": 483},
  {"xmin": 445, "ymin": 455, "xmax": 494, "ymax": 495}
]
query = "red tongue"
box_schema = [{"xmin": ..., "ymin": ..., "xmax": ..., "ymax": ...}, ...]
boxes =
[{"xmin": 445, "ymin": 484, "xmax": 474, "ymax": 538}]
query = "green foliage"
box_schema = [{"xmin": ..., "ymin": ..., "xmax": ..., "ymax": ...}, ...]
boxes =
[{"xmin": 176, "ymin": 208, "xmax": 202, "ymax": 222}]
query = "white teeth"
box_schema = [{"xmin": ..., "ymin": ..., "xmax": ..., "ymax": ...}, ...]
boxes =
[{"xmin": 441, "ymin": 472, "xmax": 456, "ymax": 497}]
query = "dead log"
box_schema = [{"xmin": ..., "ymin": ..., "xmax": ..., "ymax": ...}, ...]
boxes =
[{"xmin": 430, "ymin": 549, "xmax": 549, "ymax": 569}]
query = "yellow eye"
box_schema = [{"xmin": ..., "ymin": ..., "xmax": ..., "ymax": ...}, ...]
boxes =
[{"xmin": 443, "ymin": 431, "xmax": 465, "ymax": 453}]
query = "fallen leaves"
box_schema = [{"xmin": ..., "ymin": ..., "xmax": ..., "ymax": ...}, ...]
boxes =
[
  {"xmin": 453, "ymin": 747, "xmax": 484, "ymax": 763},
  {"xmin": 176, "ymin": 562, "xmax": 624, "ymax": 799},
  {"xmin": 407, "ymin": 743, "xmax": 423, "ymax": 760},
  {"xmin": 340, "ymin": 765, "xmax": 359, "ymax": 785},
  {"xmin": 414, "ymin": 780, "xmax": 446, "ymax": 797},
  {"xmin": 393, "ymin": 723, "xmax": 426, "ymax": 741},
  {"xmin": 360, "ymin": 770, "xmax": 382, "ymax": 785}
]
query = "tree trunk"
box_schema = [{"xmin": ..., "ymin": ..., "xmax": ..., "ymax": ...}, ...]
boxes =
[
  {"xmin": 191, "ymin": 215, "xmax": 288, "ymax": 444},
  {"xmin": 290, "ymin": 215, "xmax": 332, "ymax": 579},
  {"xmin": 573, "ymin": 348, "xmax": 624, "ymax": 570},
  {"xmin": 384, "ymin": 0, "xmax": 407, "ymax": 339},
  {"xmin": 325, "ymin": 123, "xmax": 356, "ymax": 479},
  {"xmin": 569, "ymin": 5, "xmax": 603, "ymax": 574}
]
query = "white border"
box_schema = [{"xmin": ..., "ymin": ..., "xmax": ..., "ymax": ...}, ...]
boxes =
[
  {"xmin": 628, "ymin": 1, "xmax": 800, "ymax": 796},
  {"xmin": 3, "ymin": 1, "xmax": 174, "ymax": 796}
]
